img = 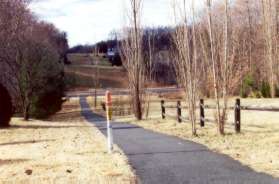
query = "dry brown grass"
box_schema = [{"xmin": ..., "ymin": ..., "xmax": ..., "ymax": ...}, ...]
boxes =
[
  {"xmin": 65, "ymin": 65, "xmax": 128, "ymax": 89},
  {"xmin": 112, "ymin": 96, "xmax": 279, "ymax": 178},
  {"xmin": 67, "ymin": 54, "xmax": 112, "ymax": 66},
  {"xmin": 0, "ymin": 98, "xmax": 136, "ymax": 184}
]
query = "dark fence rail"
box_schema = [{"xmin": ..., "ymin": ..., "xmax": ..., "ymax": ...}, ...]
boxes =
[
  {"xmin": 161, "ymin": 99, "xmax": 242, "ymax": 133},
  {"xmin": 161, "ymin": 98, "xmax": 279, "ymax": 133}
]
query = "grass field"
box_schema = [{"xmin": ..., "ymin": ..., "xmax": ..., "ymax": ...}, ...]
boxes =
[
  {"xmin": 67, "ymin": 54, "xmax": 112, "ymax": 66},
  {"xmin": 64, "ymin": 53, "xmax": 173, "ymax": 90},
  {"xmin": 91, "ymin": 95, "xmax": 279, "ymax": 178},
  {"xmin": 0, "ymin": 98, "xmax": 136, "ymax": 183},
  {"xmin": 65, "ymin": 65, "xmax": 128, "ymax": 89},
  {"xmin": 65, "ymin": 54, "xmax": 128, "ymax": 89}
]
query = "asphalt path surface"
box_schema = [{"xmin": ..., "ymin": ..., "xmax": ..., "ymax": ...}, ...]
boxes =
[{"xmin": 79, "ymin": 97, "xmax": 278, "ymax": 184}]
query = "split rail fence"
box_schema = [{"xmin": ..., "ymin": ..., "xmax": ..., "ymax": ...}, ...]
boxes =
[{"xmin": 161, "ymin": 98, "xmax": 279, "ymax": 133}]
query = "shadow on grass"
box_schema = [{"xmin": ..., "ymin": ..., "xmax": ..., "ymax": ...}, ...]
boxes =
[
  {"xmin": 0, "ymin": 159, "xmax": 29, "ymax": 165},
  {"xmin": 8, "ymin": 125, "xmax": 91, "ymax": 130},
  {"xmin": 244, "ymin": 129, "xmax": 279, "ymax": 134},
  {"xmin": 0, "ymin": 139, "xmax": 56, "ymax": 146},
  {"xmin": 54, "ymin": 110, "xmax": 82, "ymax": 115}
]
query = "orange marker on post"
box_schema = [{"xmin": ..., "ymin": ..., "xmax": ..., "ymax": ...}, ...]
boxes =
[
  {"xmin": 106, "ymin": 91, "xmax": 113, "ymax": 153},
  {"xmin": 106, "ymin": 91, "xmax": 112, "ymax": 120}
]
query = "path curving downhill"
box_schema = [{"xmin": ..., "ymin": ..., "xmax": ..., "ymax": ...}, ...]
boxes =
[{"xmin": 79, "ymin": 97, "xmax": 278, "ymax": 184}]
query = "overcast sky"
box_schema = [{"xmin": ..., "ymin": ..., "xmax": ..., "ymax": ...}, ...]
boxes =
[{"xmin": 29, "ymin": 0, "xmax": 204, "ymax": 47}]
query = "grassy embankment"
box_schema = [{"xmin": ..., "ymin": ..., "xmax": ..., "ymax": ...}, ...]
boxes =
[
  {"xmin": 0, "ymin": 98, "xmax": 136, "ymax": 184},
  {"xmin": 65, "ymin": 54, "xmax": 128, "ymax": 89}
]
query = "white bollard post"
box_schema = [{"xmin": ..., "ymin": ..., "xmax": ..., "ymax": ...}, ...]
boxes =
[{"xmin": 106, "ymin": 91, "xmax": 113, "ymax": 153}]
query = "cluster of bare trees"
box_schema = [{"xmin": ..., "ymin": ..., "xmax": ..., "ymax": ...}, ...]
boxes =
[
  {"xmin": 261, "ymin": 0, "xmax": 279, "ymax": 98},
  {"xmin": 120, "ymin": 0, "xmax": 279, "ymax": 135},
  {"xmin": 0, "ymin": 0, "xmax": 68, "ymax": 120},
  {"xmin": 172, "ymin": 0, "xmax": 279, "ymax": 135},
  {"xmin": 171, "ymin": 0, "xmax": 233, "ymax": 135}
]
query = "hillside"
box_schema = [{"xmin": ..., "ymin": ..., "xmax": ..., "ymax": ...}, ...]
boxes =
[{"xmin": 65, "ymin": 54, "xmax": 128, "ymax": 90}]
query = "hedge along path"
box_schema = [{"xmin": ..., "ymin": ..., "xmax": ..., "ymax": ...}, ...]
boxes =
[
  {"xmin": 0, "ymin": 83, "xmax": 13, "ymax": 127},
  {"xmin": 0, "ymin": 97, "xmax": 136, "ymax": 184}
]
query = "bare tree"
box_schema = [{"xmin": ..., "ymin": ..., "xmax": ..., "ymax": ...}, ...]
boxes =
[
  {"xmin": 262, "ymin": 0, "xmax": 278, "ymax": 98},
  {"xmin": 144, "ymin": 28, "xmax": 156, "ymax": 118},
  {"xmin": 220, "ymin": 0, "xmax": 231, "ymax": 134},
  {"xmin": 93, "ymin": 48, "xmax": 100, "ymax": 108},
  {"xmin": 246, "ymin": 0, "xmax": 253, "ymax": 72},
  {"xmin": 172, "ymin": 0, "xmax": 199, "ymax": 135},
  {"xmin": 205, "ymin": 0, "xmax": 223, "ymax": 134},
  {"xmin": 121, "ymin": 0, "xmax": 145, "ymax": 120}
]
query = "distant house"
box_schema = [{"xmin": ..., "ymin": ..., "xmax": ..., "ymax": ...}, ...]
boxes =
[
  {"xmin": 106, "ymin": 47, "xmax": 122, "ymax": 66},
  {"xmin": 107, "ymin": 48, "xmax": 117, "ymax": 58}
]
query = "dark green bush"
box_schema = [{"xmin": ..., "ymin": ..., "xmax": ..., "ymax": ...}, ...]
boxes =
[
  {"xmin": 18, "ymin": 41, "xmax": 66, "ymax": 119},
  {"xmin": 240, "ymin": 74, "xmax": 255, "ymax": 98},
  {"xmin": 0, "ymin": 84, "xmax": 13, "ymax": 127},
  {"xmin": 260, "ymin": 81, "xmax": 271, "ymax": 98},
  {"xmin": 30, "ymin": 71, "xmax": 65, "ymax": 119},
  {"xmin": 275, "ymin": 86, "xmax": 279, "ymax": 97}
]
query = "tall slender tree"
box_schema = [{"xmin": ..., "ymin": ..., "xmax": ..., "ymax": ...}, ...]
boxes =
[
  {"xmin": 206, "ymin": 0, "xmax": 222, "ymax": 134},
  {"xmin": 121, "ymin": 0, "xmax": 145, "ymax": 120},
  {"xmin": 172, "ymin": 0, "xmax": 199, "ymax": 136},
  {"xmin": 262, "ymin": 0, "xmax": 277, "ymax": 98}
]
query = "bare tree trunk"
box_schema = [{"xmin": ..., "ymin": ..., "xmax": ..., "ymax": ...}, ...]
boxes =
[
  {"xmin": 23, "ymin": 90, "xmax": 31, "ymax": 121},
  {"xmin": 275, "ymin": 0, "xmax": 279, "ymax": 85},
  {"xmin": 262, "ymin": 0, "xmax": 276, "ymax": 98},
  {"xmin": 23, "ymin": 103, "xmax": 30, "ymax": 121},
  {"xmin": 191, "ymin": 0, "xmax": 198, "ymax": 136},
  {"xmin": 246, "ymin": 0, "xmax": 253, "ymax": 73},
  {"xmin": 220, "ymin": 0, "xmax": 230, "ymax": 135},
  {"xmin": 133, "ymin": 0, "xmax": 143, "ymax": 120},
  {"xmin": 121, "ymin": 0, "xmax": 144, "ymax": 120},
  {"xmin": 145, "ymin": 30, "xmax": 155, "ymax": 119},
  {"xmin": 94, "ymin": 57, "xmax": 100, "ymax": 108},
  {"xmin": 134, "ymin": 87, "xmax": 142, "ymax": 120},
  {"xmin": 198, "ymin": 25, "xmax": 211, "ymax": 97},
  {"xmin": 206, "ymin": 0, "xmax": 222, "ymax": 135}
]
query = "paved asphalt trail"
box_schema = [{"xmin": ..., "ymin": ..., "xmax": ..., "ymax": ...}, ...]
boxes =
[{"xmin": 79, "ymin": 97, "xmax": 278, "ymax": 184}]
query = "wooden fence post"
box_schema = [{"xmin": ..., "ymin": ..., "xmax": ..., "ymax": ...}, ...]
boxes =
[
  {"xmin": 235, "ymin": 98, "xmax": 241, "ymax": 133},
  {"xmin": 200, "ymin": 99, "xmax": 205, "ymax": 127},
  {"xmin": 161, "ymin": 100, "xmax": 165, "ymax": 119},
  {"xmin": 94, "ymin": 88, "xmax": 97, "ymax": 108},
  {"xmin": 177, "ymin": 101, "xmax": 182, "ymax": 123}
]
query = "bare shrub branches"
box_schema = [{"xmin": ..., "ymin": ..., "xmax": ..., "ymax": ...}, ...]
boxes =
[{"xmin": 172, "ymin": 0, "xmax": 199, "ymax": 135}]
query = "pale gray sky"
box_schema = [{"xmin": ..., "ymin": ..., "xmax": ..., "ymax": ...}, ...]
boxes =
[{"xmin": 30, "ymin": 0, "xmax": 204, "ymax": 47}]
